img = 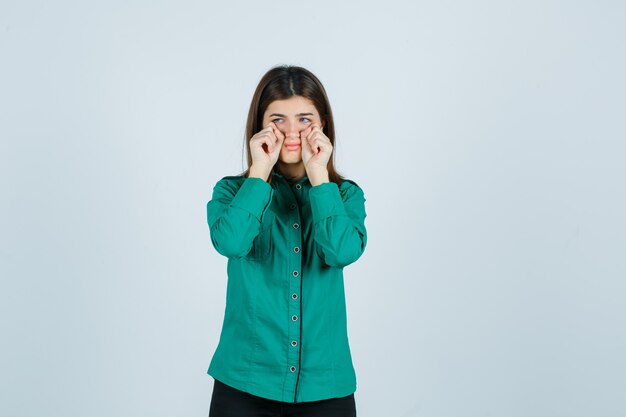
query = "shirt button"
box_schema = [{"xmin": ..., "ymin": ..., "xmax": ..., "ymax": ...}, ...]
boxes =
[
  {"xmin": 292, "ymin": 270, "xmax": 299, "ymax": 277},
  {"xmin": 292, "ymin": 293, "xmax": 298, "ymax": 300},
  {"xmin": 292, "ymin": 315, "xmax": 298, "ymax": 321},
  {"xmin": 290, "ymin": 366, "xmax": 297, "ymax": 372},
  {"xmin": 292, "ymin": 223, "xmax": 300, "ymax": 229},
  {"xmin": 294, "ymin": 246, "xmax": 300, "ymax": 253},
  {"xmin": 290, "ymin": 203, "xmax": 297, "ymax": 210},
  {"xmin": 295, "ymin": 184, "xmax": 302, "ymax": 190},
  {"xmin": 291, "ymin": 340, "xmax": 298, "ymax": 347}
]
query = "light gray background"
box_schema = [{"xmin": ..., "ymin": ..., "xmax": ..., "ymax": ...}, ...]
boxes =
[{"xmin": 1, "ymin": 1, "xmax": 625, "ymax": 416}]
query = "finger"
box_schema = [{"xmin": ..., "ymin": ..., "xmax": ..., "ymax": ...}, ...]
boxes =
[
  {"xmin": 310, "ymin": 138, "xmax": 321, "ymax": 154},
  {"xmin": 310, "ymin": 122, "xmax": 323, "ymax": 133},
  {"xmin": 307, "ymin": 137, "xmax": 320, "ymax": 155},
  {"xmin": 308, "ymin": 131, "xmax": 322, "ymax": 147},
  {"xmin": 257, "ymin": 124, "xmax": 273, "ymax": 151},
  {"xmin": 267, "ymin": 121, "xmax": 285, "ymax": 143},
  {"xmin": 310, "ymin": 137, "xmax": 330, "ymax": 155},
  {"xmin": 314, "ymin": 132, "xmax": 331, "ymax": 146},
  {"xmin": 274, "ymin": 127, "xmax": 285, "ymax": 142},
  {"xmin": 300, "ymin": 126, "xmax": 313, "ymax": 142},
  {"xmin": 300, "ymin": 128, "xmax": 312, "ymax": 151},
  {"xmin": 259, "ymin": 132, "xmax": 276, "ymax": 153},
  {"xmin": 307, "ymin": 128, "xmax": 327, "ymax": 147},
  {"xmin": 262, "ymin": 123, "xmax": 277, "ymax": 144}
]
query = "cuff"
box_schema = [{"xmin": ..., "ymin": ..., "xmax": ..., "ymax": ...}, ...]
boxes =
[
  {"xmin": 230, "ymin": 177, "xmax": 274, "ymax": 221},
  {"xmin": 309, "ymin": 182, "xmax": 347, "ymax": 223}
]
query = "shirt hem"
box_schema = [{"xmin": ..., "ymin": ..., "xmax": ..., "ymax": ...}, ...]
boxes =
[{"xmin": 207, "ymin": 367, "xmax": 356, "ymax": 403}]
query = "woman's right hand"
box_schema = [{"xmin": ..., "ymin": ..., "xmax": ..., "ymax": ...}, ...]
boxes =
[{"xmin": 249, "ymin": 122, "xmax": 285, "ymax": 170}]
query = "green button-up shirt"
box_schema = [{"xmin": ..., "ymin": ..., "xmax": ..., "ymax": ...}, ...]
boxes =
[{"xmin": 205, "ymin": 170, "xmax": 368, "ymax": 403}]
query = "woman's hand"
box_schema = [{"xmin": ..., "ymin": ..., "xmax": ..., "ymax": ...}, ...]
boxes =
[
  {"xmin": 249, "ymin": 122, "xmax": 285, "ymax": 170},
  {"xmin": 301, "ymin": 122, "xmax": 332, "ymax": 176}
]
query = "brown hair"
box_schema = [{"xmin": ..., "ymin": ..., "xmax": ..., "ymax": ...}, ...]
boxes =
[{"xmin": 238, "ymin": 65, "xmax": 346, "ymax": 186}]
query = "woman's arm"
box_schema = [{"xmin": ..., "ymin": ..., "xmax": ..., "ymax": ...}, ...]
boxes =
[
  {"xmin": 206, "ymin": 176, "xmax": 274, "ymax": 259},
  {"xmin": 309, "ymin": 180, "xmax": 368, "ymax": 268}
]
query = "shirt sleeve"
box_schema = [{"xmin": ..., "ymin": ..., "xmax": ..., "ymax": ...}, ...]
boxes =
[
  {"xmin": 309, "ymin": 180, "xmax": 368, "ymax": 268},
  {"xmin": 206, "ymin": 176, "xmax": 274, "ymax": 259}
]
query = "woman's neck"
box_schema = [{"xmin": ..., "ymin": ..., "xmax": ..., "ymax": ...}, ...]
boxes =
[{"xmin": 276, "ymin": 161, "xmax": 306, "ymax": 183}]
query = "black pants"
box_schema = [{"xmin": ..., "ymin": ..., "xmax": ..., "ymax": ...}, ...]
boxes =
[{"xmin": 208, "ymin": 379, "xmax": 357, "ymax": 417}]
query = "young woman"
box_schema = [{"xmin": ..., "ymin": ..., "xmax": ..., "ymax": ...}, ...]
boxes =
[{"xmin": 205, "ymin": 65, "xmax": 368, "ymax": 417}]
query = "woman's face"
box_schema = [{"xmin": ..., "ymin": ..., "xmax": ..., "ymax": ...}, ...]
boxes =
[{"xmin": 262, "ymin": 95, "xmax": 324, "ymax": 165}]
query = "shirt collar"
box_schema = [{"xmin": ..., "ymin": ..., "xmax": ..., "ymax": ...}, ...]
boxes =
[{"xmin": 272, "ymin": 170, "xmax": 310, "ymax": 186}]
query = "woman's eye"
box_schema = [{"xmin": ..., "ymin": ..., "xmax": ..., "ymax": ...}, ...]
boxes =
[{"xmin": 271, "ymin": 117, "xmax": 311, "ymax": 124}]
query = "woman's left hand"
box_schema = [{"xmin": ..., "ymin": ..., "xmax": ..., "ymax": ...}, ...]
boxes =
[{"xmin": 301, "ymin": 122, "xmax": 333, "ymax": 173}]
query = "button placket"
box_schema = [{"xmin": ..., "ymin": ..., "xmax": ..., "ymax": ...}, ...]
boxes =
[{"xmin": 287, "ymin": 197, "xmax": 302, "ymax": 391}]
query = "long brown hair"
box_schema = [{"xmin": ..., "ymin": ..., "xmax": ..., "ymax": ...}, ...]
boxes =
[{"xmin": 238, "ymin": 65, "xmax": 346, "ymax": 186}]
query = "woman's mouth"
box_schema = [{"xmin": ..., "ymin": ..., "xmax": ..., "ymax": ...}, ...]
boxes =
[{"xmin": 285, "ymin": 143, "xmax": 301, "ymax": 151}]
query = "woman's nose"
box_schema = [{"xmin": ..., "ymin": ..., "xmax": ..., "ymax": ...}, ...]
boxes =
[{"xmin": 278, "ymin": 122, "xmax": 303, "ymax": 138}]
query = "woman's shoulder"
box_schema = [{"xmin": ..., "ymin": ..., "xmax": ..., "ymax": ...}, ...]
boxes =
[
  {"xmin": 337, "ymin": 177, "xmax": 365, "ymax": 200},
  {"xmin": 339, "ymin": 178, "xmax": 362, "ymax": 189},
  {"xmin": 213, "ymin": 174, "xmax": 247, "ymax": 187},
  {"xmin": 209, "ymin": 175, "xmax": 246, "ymax": 196},
  {"xmin": 218, "ymin": 174, "xmax": 245, "ymax": 182}
]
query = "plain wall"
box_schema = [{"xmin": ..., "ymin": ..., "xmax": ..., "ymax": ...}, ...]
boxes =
[{"xmin": 1, "ymin": 1, "xmax": 625, "ymax": 416}]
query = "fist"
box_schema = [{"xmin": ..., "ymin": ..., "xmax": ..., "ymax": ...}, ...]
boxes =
[
  {"xmin": 249, "ymin": 122, "xmax": 285, "ymax": 168},
  {"xmin": 301, "ymin": 122, "xmax": 333, "ymax": 170}
]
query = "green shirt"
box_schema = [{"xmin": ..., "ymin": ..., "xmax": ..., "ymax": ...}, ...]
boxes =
[{"xmin": 205, "ymin": 170, "xmax": 368, "ymax": 403}]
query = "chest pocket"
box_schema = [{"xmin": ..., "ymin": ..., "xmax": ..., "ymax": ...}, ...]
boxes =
[{"xmin": 251, "ymin": 210, "xmax": 275, "ymax": 261}]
